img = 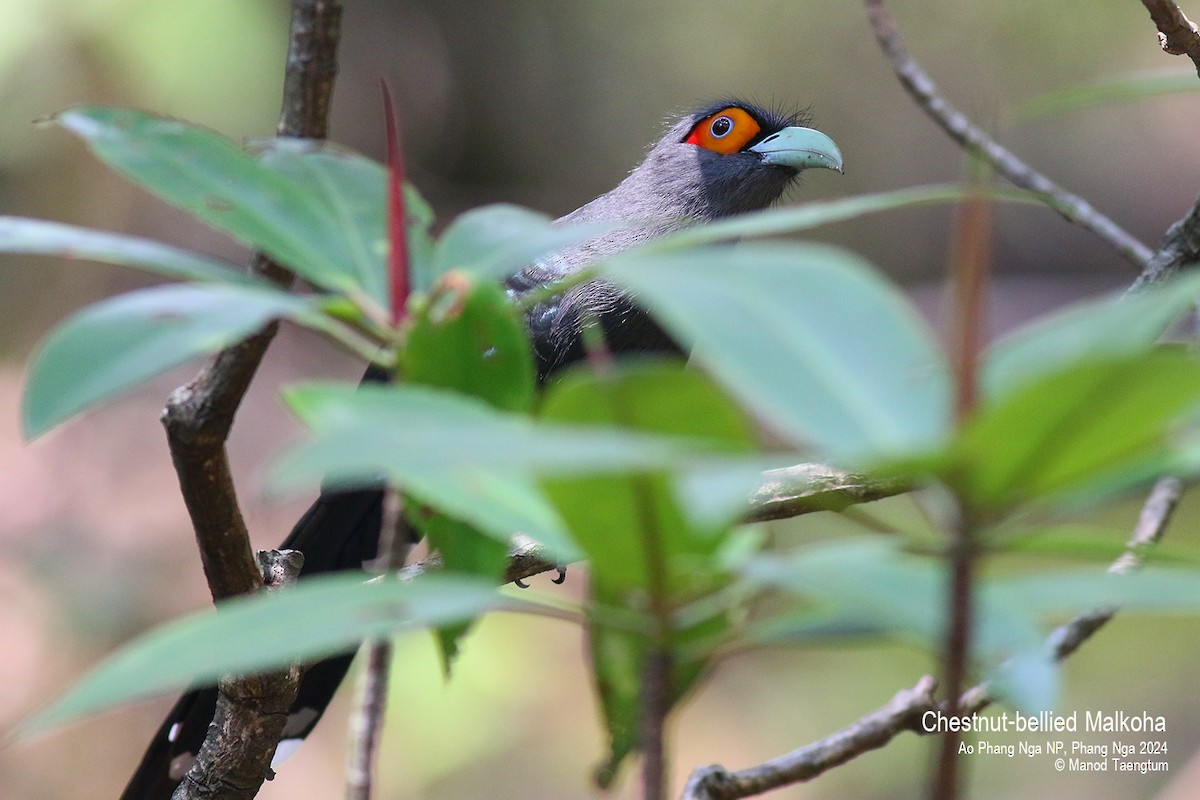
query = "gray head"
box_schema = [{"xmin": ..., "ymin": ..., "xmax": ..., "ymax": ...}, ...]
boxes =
[
  {"xmin": 547, "ymin": 100, "xmax": 843, "ymax": 270},
  {"xmin": 511, "ymin": 100, "xmax": 842, "ymax": 380}
]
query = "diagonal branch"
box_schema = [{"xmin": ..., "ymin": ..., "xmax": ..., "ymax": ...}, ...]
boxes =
[
  {"xmin": 863, "ymin": 0, "xmax": 1154, "ymax": 271},
  {"xmin": 681, "ymin": 677, "xmax": 939, "ymax": 800},
  {"xmin": 1140, "ymin": 0, "xmax": 1200, "ymax": 76},
  {"xmin": 1131, "ymin": 196, "xmax": 1200, "ymax": 288},
  {"xmin": 159, "ymin": 1, "xmax": 344, "ymax": 797},
  {"xmin": 680, "ymin": 474, "xmax": 1184, "ymax": 800}
]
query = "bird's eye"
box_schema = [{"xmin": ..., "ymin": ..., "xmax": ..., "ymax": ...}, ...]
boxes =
[{"xmin": 684, "ymin": 106, "xmax": 762, "ymax": 155}]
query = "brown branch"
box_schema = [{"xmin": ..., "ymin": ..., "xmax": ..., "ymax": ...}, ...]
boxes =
[
  {"xmin": 863, "ymin": 0, "xmax": 1154, "ymax": 271},
  {"xmin": 1131, "ymin": 195, "xmax": 1200, "ymax": 288},
  {"xmin": 346, "ymin": 641, "xmax": 394, "ymax": 800},
  {"xmin": 162, "ymin": 0, "xmax": 343, "ymax": 595},
  {"xmin": 176, "ymin": 551, "xmax": 305, "ymax": 800},
  {"xmin": 680, "ymin": 472, "xmax": 1184, "ymax": 800},
  {"xmin": 1141, "ymin": 0, "xmax": 1200, "ymax": 76},
  {"xmin": 158, "ymin": 0, "xmax": 343, "ymax": 797},
  {"xmin": 680, "ymin": 678, "xmax": 939, "ymax": 800}
]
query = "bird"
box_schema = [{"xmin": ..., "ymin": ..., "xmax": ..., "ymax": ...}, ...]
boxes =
[{"xmin": 119, "ymin": 99, "xmax": 842, "ymax": 800}]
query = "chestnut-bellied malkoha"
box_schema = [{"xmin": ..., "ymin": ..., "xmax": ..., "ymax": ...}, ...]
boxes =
[{"xmin": 120, "ymin": 100, "xmax": 842, "ymax": 800}]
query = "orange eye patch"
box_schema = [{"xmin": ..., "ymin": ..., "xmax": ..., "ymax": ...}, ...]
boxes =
[{"xmin": 684, "ymin": 107, "xmax": 762, "ymax": 154}]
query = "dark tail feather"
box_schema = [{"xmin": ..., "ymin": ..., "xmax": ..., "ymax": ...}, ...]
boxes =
[{"xmin": 119, "ymin": 489, "xmax": 383, "ymax": 800}]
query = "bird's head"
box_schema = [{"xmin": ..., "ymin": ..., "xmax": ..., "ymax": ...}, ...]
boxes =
[
  {"xmin": 567, "ymin": 100, "xmax": 842, "ymax": 228},
  {"xmin": 519, "ymin": 100, "xmax": 842, "ymax": 376}
]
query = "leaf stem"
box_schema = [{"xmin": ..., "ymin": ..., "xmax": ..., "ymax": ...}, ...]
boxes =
[
  {"xmin": 932, "ymin": 158, "xmax": 992, "ymax": 800},
  {"xmin": 930, "ymin": 510, "xmax": 975, "ymax": 800},
  {"xmin": 346, "ymin": 487, "xmax": 410, "ymax": 800}
]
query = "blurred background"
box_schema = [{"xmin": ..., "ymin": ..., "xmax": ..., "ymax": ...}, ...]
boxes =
[{"xmin": 3, "ymin": 1, "xmax": 1200, "ymax": 798}]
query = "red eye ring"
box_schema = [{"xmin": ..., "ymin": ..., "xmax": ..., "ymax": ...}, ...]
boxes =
[{"xmin": 684, "ymin": 107, "xmax": 762, "ymax": 154}]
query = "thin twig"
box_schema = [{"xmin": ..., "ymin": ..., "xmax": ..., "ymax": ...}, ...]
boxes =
[
  {"xmin": 679, "ymin": 678, "xmax": 940, "ymax": 800},
  {"xmin": 863, "ymin": 0, "xmax": 1154, "ymax": 271},
  {"xmin": 346, "ymin": 489, "xmax": 411, "ymax": 800},
  {"xmin": 1140, "ymin": 0, "xmax": 1200, "ymax": 76}
]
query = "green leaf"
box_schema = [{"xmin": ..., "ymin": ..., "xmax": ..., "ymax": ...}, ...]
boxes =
[
  {"xmin": 406, "ymin": 276, "xmax": 535, "ymax": 413},
  {"xmin": 405, "ymin": 274, "xmax": 545, "ymax": 659},
  {"xmin": 588, "ymin": 582, "xmax": 727, "ymax": 788},
  {"xmin": 257, "ymin": 139, "xmax": 435, "ymax": 306},
  {"xmin": 983, "ymin": 272, "xmax": 1200, "ymax": 397},
  {"xmin": 17, "ymin": 572, "xmax": 510, "ymax": 739},
  {"xmin": 22, "ymin": 283, "xmax": 318, "ymax": 438},
  {"xmin": 0, "ymin": 217, "xmax": 259, "ymax": 284},
  {"xmin": 1011, "ymin": 71, "xmax": 1200, "ymax": 121},
  {"xmin": 991, "ymin": 566, "xmax": 1200, "ymax": 615},
  {"xmin": 539, "ymin": 363, "xmax": 752, "ymax": 592},
  {"xmin": 600, "ymin": 243, "xmax": 952, "ymax": 463},
  {"xmin": 432, "ymin": 203, "xmax": 613, "ymax": 282},
  {"xmin": 588, "ymin": 606, "xmax": 644, "ymax": 789},
  {"xmin": 744, "ymin": 539, "xmax": 1055, "ymax": 709},
  {"xmin": 276, "ymin": 382, "xmax": 699, "ymax": 482},
  {"xmin": 953, "ymin": 350, "xmax": 1200, "ymax": 509},
  {"xmin": 274, "ymin": 381, "xmax": 700, "ymax": 482},
  {"xmin": 537, "ymin": 364, "xmax": 743, "ymax": 782},
  {"xmin": 418, "ymin": 513, "xmax": 511, "ymax": 673},
  {"xmin": 403, "ymin": 469, "xmax": 580, "ymax": 563},
  {"xmin": 55, "ymin": 107, "xmax": 431, "ymax": 308},
  {"xmin": 271, "ymin": 383, "xmax": 710, "ymax": 561},
  {"xmin": 650, "ymin": 184, "xmax": 1036, "ymax": 250},
  {"xmin": 986, "ymin": 525, "xmax": 1200, "ymax": 568},
  {"xmin": 744, "ymin": 540, "xmax": 948, "ymax": 647}
]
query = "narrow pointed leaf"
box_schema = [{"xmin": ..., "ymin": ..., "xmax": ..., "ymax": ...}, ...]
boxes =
[
  {"xmin": 588, "ymin": 584, "xmax": 727, "ymax": 788},
  {"xmin": 1011, "ymin": 71, "xmax": 1200, "ymax": 121},
  {"xmin": 380, "ymin": 80, "xmax": 411, "ymax": 320},
  {"xmin": 652, "ymin": 184, "xmax": 1035, "ymax": 249}
]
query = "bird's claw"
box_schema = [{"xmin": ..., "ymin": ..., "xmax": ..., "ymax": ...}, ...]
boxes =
[{"xmin": 513, "ymin": 566, "xmax": 566, "ymax": 588}]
